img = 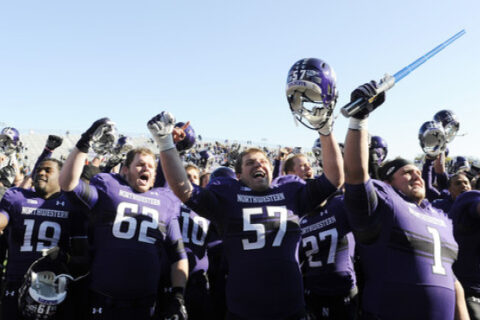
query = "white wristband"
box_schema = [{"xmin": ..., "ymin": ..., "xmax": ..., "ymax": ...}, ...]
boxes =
[
  {"xmin": 156, "ymin": 134, "xmax": 175, "ymax": 152},
  {"xmin": 348, "ymin": 118, "xmax": 368, "ymax": 130}
]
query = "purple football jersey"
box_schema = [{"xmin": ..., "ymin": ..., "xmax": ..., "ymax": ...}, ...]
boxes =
[
  {"xmin": 345, "ymin": 180, "xmax": 458, "ymax": 320},
  {"xmin": 432, "ymin": 197, "xmax": 454, "ymax": 216},
  {"xmin": 449, "ymin": 190, "xmax": 480, "ymax": 295},
  {"xmin": 0, "ymin": 187, "xmax": 86, "ymax": 283},
  {"xmin": 68, "ymin": 173, "xmax": 186, "ymax": 298},
  {"xmin": 299, "ymin": 195, "xmax": 356, "ymax": 295},
  {"xmin": 178, "ymin": 204, "xmax": 221, "ymax": 275},
  {"xmin": 185, "ymin": 174, "xmax": 337, "ymax": 319}
]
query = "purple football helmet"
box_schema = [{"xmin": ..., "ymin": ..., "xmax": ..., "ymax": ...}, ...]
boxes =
[
  {"xmin": 199, "ymin": 150, "xmax": 214, "ymax": 168},
  {"xmin": 370, "ymin": 135, "xmax": 388, "ymax": 164},
  {"xmin": 175, "ymin": 122, "xmax": 196, "ymax": 152},
  {"xmin": 18, "ymin": 249, "xmax": 72, "ymax": 320},
  {"xmin": 113, "ymin": 135, "xmax": 134, "ymax": 156},
  {"xmin": 0, "ymin": 127, "xmax": 20, "ymax": 155},
  {"xmin": 450, "ymin": 156, "xmax": 470, "ymax": 174},
  {"xmin": 418, "ymin": 121, "xmax": 447, "ymax": 158},
  {"xmin": 433, "ymin": 109, "xmax": 459, "ymax": 143},
  {"xmin": 286, "ymin": 58, "xmax": 338, "ymax": 130},
  {"xmin": 210, "ymin": 166, "xmax": 236, "ymax": 181}
]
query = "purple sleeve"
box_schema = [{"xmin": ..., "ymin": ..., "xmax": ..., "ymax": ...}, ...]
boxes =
[
  {"xmin": 185, "ymin": 184, "xmax": 221, "ymax": 222},
  {"xmin": 0, "ymin": 190, "xmax": 13, "ymax": 222},
  {"xmin": 422, "ymin": 158, "xmax": 442, "ymax": 201},
  {"xmin": 344, "ymin": 179, "xmax": 380, "ymax": 234},
  {"xmin": 301, "ymin": 174, "xmax": 337, "ymax": 213},
  {"xmin": 65, "ymin": 179, "xmax": 99, "ymax": 210},
  {"xmin": 436, "ymin": 171, "xmax": 449, "ymax": 190},
  {"xmin": 165, "ymin": 215, "xmax": 187, "ymax": 263}
]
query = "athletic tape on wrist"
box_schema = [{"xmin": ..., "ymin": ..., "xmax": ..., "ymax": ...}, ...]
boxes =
[
  {"xmin": 157, "ymin": 134, "xmax": 175, "ymax": 152},
  {"xmin": 348, "ymin": 118, "xmax": 368, "ymax": 130}
]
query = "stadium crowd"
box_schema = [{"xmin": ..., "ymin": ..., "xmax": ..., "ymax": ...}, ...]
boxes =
[{"xmin": 0, "ymin": 58, "xmax": 479, "ymax": 320}]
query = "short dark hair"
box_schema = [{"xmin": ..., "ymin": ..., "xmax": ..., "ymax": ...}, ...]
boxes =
[
  {"xmin": 38, "ymin": 158, "xmax": 63, "ymax": 171},
  {"xmin": 234, "ymin": 148, "xmax": 270, "ymax": 174},
  {"xmin": 448, "ymin": 172, "xmax": 470, "ymax": 188}
]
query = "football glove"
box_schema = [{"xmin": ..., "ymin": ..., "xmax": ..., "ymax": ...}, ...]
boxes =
[
  {"xmin": 147, "ymin": 111, "xmax": 176, "ymax": 151},
  {"xmin": 350, "ymin": 81, "xmax": 386, "ymax": 119}
]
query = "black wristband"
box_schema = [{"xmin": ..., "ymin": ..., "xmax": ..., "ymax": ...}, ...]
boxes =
[{"xmin": 76, "ymin": 134, "xmax": 91, "ymax": 153}]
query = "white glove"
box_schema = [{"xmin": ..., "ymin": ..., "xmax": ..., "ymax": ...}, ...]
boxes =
[
  {"xmin": 147, "ymin": 111, "xmax": 176, "ymax": 151},
  {"xmin": 306, "ymin": 107, "xmax": 334, "ymax": 136}
]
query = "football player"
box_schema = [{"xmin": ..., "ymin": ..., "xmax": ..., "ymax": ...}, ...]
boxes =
[
  {"xmin": 280, "ymin": 133, "xmax": 357, "ymax": 319},
  {"xmin": 148, "ymin": 106, "xmax": 343, "ymax": 319},
  {"xmin": 450, "ymin": 190, "xmax": 480, "ymax": 319},
  {"xmin": 433, "ymin": 172, "xmax": 472, "ymax": 214},
  {"xmin": 0, "ymin": 157, "xmax": 89, "ymax": 320},
  {"xmin": 59, "ymin": 118, "xmax": 188, "ymax": 320},
  {"xmin": 174, "ymin": 163, "xmax": 221, "ymax": 320},
  {"xmin": 343, "ymin": 81, "xmax": 468, "ymax": 319},
  {"xmin": 299, "ymin": 192, "xmax": 357, "ymax": 320}
]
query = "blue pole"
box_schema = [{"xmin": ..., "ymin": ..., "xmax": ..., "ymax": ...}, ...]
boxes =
[{"xmin": 341, "ymin": 30, "xmax": 466, "ymax": 118}]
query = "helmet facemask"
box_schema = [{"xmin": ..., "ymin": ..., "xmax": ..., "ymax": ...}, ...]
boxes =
[
  {"xmin": 18, "ymin": 254, "xmax": 74, "ymax": 320},
  {"xmin": 434, "ymin": 109, "xmax": 460, "ymax": 143},
  {"xmin": 0, "ymin": 127, "xmax": 20, "ymax": 155},
  {"xmin": 418, "ymin": 121, "xmax": 447, "ymax": 158}
]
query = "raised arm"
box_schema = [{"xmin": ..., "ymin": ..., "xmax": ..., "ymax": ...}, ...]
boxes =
[
  {"xmin": 148, "ymin": 112, "xmax": 193, "ymax": 203},
  {"xmin": 434, "ymin": 152, "xmax": 449, "ymax": 190},
  {"xmin": 32, "ymin": 135, "xmax": 63, "ymax": 177},
  {"xmin": 422, "ymin": 156, "xmax": 442, "ymax": 201},
  {"xmin": 344, "ymin": 82, "xmax": 384, "ymax": 185},
  {"xmin": 59, "ymin": 118, "xmax": 114, "ymax": 191},
  {"xmin": 343, "ymin": 82, "xmax": 385, "ymax": 239},
  {"xmin": 319, "ymin": 133, "xmax": 344, "ymax": 188}
]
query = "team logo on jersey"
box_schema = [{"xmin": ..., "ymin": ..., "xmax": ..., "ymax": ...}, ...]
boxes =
[
  {"xmin": 4, "ymin": 290, "xmax": 15, "ymax": 297},
  {"xmin": 92, "ymin": 307, "xmax": 103, "ymax": 314},
  {"xmin": 118, "ymin": 189, "xmax": 161, "ymax": 205},
  {"xmin": 21, "ymin": 207, "xmax": 69, "ymax": 219},
  {"xmin": 406, "ymin": 203, "xmax": 446, "ymax": 227},
  {"xmin": 237, "ymin": 193, "xmax": 285, "ymax": 204},
  {"xmin": 301, "ymin": 216, "xmax": 336, "ymax": 235}
]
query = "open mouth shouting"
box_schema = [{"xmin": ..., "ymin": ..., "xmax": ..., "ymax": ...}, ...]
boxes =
[{"xmin": 253, "ymin": 170, "xmax": 266, "ymax": 179}]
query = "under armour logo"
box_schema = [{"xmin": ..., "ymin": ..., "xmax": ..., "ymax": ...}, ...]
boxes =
[
  {"xmin": 472, "ymin": 297, "xmax": 480, "ymax": 304},
  {"xmin": 56, "ymin": 200, "xmax": 65, "ymax": 207},
  {"xmin": 92, "ymin": 307, "xmax": 103, "ymax": 314},
  {"xmin": 322, "ymin": 307, "xmax": 330, "ymax": 317},
  {"xmin": 5, "ymin": 290, "xmax": 15, "ymax": 297}
]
